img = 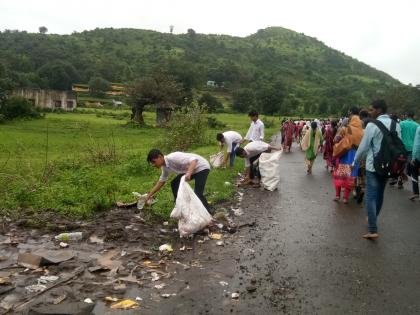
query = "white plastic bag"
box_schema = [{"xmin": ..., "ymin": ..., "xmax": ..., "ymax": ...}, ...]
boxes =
[
  {"xmin": 259, "ymin": 150, "xmax": 282, "ymax": 191},
  {"xmin": 209, "ymin": 152, "xmax": 224, "ymax": 168},
  {"xmin": 170, "ymin": 176, "xmax": 213, "ymax": 237}
]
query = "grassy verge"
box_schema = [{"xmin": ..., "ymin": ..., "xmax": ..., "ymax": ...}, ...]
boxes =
[{"xmin": 0, "ymin": 111, "xmax": 279, "ymax": 220}]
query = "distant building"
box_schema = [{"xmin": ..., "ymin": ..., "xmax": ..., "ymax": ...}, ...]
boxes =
[
  {"xmin": 12, "ymin": 88, "xmax": 77, "ymax": 111},
  {"xmin": 72, "ymin": 83, "xmax": 127, "ymax": 96}
]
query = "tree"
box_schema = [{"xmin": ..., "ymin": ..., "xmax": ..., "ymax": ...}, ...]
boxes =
[
  {"xmin": 232, "ymin": 88, "xmax": 256, "ymax": 113},
  {"xmin": 198, "ymin": 93, "xmax": 223, "ymax": 113},
  {"xmin": 88, "ymin": 76, "xmax": 110, "ymax": 96},
  {"xmin": 37, "ymin": 61, "xmax": 80, "ymax": 90},
  {"xmin": 129, "ymin": 71, "xmax": 183, "ymax": 125},
  {"xmin": 256, "ymin": 81, "xmax": 286, "ymax": 115},
  {"xmin": 39, "ymin": 26, "xmax": 48, "ymax": 34}
]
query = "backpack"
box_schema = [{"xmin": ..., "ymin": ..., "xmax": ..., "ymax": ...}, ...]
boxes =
[{"xmin": 371, "ymin": 119, "xmax": 408, "ymax": 178}]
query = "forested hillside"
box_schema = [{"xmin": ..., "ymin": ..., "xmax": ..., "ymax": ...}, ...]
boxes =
[{"xmin": 0, "ymin": 26, "xmax": 419, "ymax": 115}]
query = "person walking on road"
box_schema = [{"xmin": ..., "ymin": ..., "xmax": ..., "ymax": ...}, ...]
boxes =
[
  {"xmin": 410, "ymin": 126, "xmax": 420, "ymax": 201},
  {"xmin": 216, "ymin": 131, "xmax": 243, "ymax": 168},
  {"xmin": 244, "ymin": 110, "xmax": 264, "ymax": 142},
  {"xmin": 399, "ymin": 112, "xmax": 419, "ymax": 197},
  {"xmin": 301, "ymin": 121, "xmax": 323, "ymax": 175},
  {"xmin": 353, "ymin": 100, "xmax": 402, "ymax": 239},
  {"xmin": 146, "ymin": 149, "xmax": 212, "ymax": 212}
]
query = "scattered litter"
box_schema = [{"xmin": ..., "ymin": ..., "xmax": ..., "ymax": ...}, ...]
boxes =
[
  {"xmin": 154, "ymin": 284, "xmax": 166, "ymax": 290},
  {"xmin": 38, "ymin": 275, "xmax": 59, "ymax": 284},
  {"xmin": 84, "ymin": 298, "xmax": 94, "ymax": 304},
  {"xmin": 110, "ymin": 299, "xmax": 139, "ymax": 310},
  {"xmin": 163, "ymin": 221, "xmax": 169, "ymax": 226},
  {"xmin": 151, "ymin": 272, "xmax": 160, "ymax": 282},
  {"xmin": 161, "ymin": 293, "xmax": 176, "ymax": 298},
  {"xmin": 210, "ymin": 233, "xmax": 222, "ymax": 240},
  {"xmin": 52, "ymin": 294, "xmax": 67, "ymax": 305},
  {"xmin": 104, "ymin": 296, "xmax": 119, "ymax": 302},
  {"xmin": 59, "ymin": 242, "xmax": 69, "ymax": 248},
  {"xmin": 0, "ymin": 277, "xmax": 11, "ymax": 285},
  {"xmin": 159, "ymin": 244, "xmax": 173, "ymax": 252},
  {"xmin": 54, "ymin": 232, "xmax": 83, "ymax": 242},
  {"xmin": 216, "ymin": 223, "xmax": 224, "ymax": 229},
  {"xmin": 121, "ymin": 250, "xmax": 127, "ymax": 257},
  {"xmin": 89, "ymin": 235, "xmax": 104, "ymax": 244},
  {"xmin": 132, "ymin": 192, "xmax": 149, "ymax": 210},
  {"xmin": 135, "ymin": 296, "xmax": 143, "ymax": 301},
  {"xmin": 26, "ymin": 284, "xmax": 47, "ymax": 293},
  {"xmin": 18, "ymin": 250, "xmax": 75, "ymax": 269},
  {"xmin": 209, "ymin": 152, "xmax": 224, "ymax": 168},
  {"xmin": 231, "ymin": 292, "xmax": 240, "ymax": 299},
  {"xmin": 179, "ymin": 246, "xmax": 186, "ymax": 251},
  {"xmin": 219, "ymin": 281, "xmax": 228, "ymax": 287},
  {"xmin": 216, "ymin": 241, "xmax": 224, "ymax": 246}
]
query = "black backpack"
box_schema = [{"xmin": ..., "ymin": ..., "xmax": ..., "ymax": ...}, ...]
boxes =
[{"xmin": 371, "ymin": 119, "xmax": 408, "ymax": 178}]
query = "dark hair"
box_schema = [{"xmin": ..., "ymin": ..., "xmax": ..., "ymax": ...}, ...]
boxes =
[
  {"xmin": 349, "ymin": 106, "xmax": 359, "ymax": 115},
  {"xmin": 359, "ymin": 109, "xmax": 369, "ymax": 119},
  {"xmin": 235, "ymin": 147, "xmax": 246, "ymax": 157},
  {"xmin": 147, "ymin": 149, "xmax": 163, "ymax": 163},
  {"xmin": 248, "ymin": 110, "xmax": 258, "ymax": 117},
  {"xmin": 311, "ymin": 121, "xmax": 318, "ymax": 130},
  {"xmin": 370, "ymin": 99, "xmax": 387, "ymax": 114},
  {"xmin": 216, "ymin": 133, "xmax": 224, "ymax": 142},
  {"xmin": 406, "ymin": 111, "xmax": 415, "ymax": 118}
]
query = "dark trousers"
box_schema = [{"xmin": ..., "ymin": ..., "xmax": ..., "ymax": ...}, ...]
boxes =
[
  {"xmin": 249, "ymin": 153, "xmax": 262, "ymax": 180},
  {"xmin": 171, "ymin": 169, "xmax": 211, "ymax": 211},
  {"xmin": 408, "ymin": 158, "xmax": 419, "ymax": 195}
]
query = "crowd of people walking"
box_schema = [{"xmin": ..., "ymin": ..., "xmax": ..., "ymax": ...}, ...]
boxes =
[{"xmin": 144, "ymin": 100, "xmax": 419, "ymax": 242}]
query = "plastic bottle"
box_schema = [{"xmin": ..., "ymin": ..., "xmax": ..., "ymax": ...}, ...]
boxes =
[{"xmin": 54, "ymin": 232, "xmax": 83, "ymax": 242}]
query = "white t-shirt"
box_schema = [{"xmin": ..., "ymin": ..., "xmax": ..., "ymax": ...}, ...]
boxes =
[
  {"xmin": 159, "ymin": 152, "xmax": 210, "ymax": 182},
  {"xmin": 245, "ymin": 119, "xmax": 265, "ymax": 141},
  {"xmin": 223, "ymin": 131, "xmax": 242, "ymax": 153},
  {"xmin": 243, "ymin": 141, "xmax": 270, "ymax": 167}
]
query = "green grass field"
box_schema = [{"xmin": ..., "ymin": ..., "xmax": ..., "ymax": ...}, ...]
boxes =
[{"xmin": 0, "ymin": 110, "xmax": 280, "ymax": 219}]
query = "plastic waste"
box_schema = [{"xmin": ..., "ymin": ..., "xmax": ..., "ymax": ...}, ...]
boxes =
[
  {"xmin": 26, "ymin": 284, "xmax": 47, "ymax": 293},
  {"xmin": 259, "ymin": 150, "xmax": 282, "ymax": 191},
  {"xmin": 38, "ymin": 275, "xmax": 59, "ymax": 284},
  {"xmin": 170, "ymin": 176, "xmax": 213, "ymax": 237},
  {"xmin": 110, "ymin": 299, "xmax": 139, "ymax": 309},
  {"xmin": 231, "ymin": 292, "xmax": 240, "ymax": 299},
  {"xmin": 54, "ymin": 232, "xmax": 83, "ymax": 242},
  {"xmin": 132, "ymin": 192, "xmax": 148, "ymax": 210},
  {"xmin": 209, "ymin": 152, "xmax": 224, "ymax": 168},
  {"xmin": 84, "ymin": 298, "xmax": 94, "ymax": 304},
  {"xmin": 159, "ymin": 244, "xmax": 173, "ymax": 252}
]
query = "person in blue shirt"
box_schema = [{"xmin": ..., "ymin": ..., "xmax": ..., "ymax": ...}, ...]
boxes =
[{"xmin": 353, "ymin": 100, "xmax": 401, "ymax": 239}]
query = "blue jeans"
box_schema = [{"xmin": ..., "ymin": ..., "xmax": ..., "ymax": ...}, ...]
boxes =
[
  {"xmin": 366, "ymin": 171, "xmax": 388, "ymax": 233},
  {"xmin": 229, "ymin": 142, "xmax": 239, "ymax": 167}
]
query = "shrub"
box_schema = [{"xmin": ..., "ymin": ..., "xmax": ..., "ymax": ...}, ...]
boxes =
[
  {"xmin": 0, "ymin": 114, "xmax": 5, "ymax": 124},
  {"xmin": 0, "ymin": 96, "xmax": 41, "ymax": 120},
  {"xmin": 158, "ymin": 103, "xmax": 209, "ymax": 151},
  {"xmin": 207, "ymin": 116, "xmax": 226, "ymax": 129}
]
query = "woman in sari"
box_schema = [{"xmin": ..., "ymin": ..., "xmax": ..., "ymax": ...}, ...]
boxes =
[
  {"xmin": 283, "ymin": 120, "xmax": 294, "ymax": 152},
  {"xmin": 323, "ymin": 121, "xmax": 337, "ymax": 172},
  {"xmin": 301, "ymin": 121, "xmax": 323, "ymax": 174},
  {"xmin": 332, "ymin": 109, "xmax": 364, "ymax": 204}
]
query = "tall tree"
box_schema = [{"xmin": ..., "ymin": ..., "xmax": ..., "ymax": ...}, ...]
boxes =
[{"xmin": 39, "ymin": 26, "xmax": 48, "ymax": 34}]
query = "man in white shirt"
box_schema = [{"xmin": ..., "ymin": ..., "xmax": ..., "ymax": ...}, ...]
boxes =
[
  {"xmin": 216, "ymin": 131, "xmax": 243, "ymax": 167},
  {"xmin": 146, "ymin": 149, "xmax": 211, "ymax": 212},
  {"xmin": 244, "ymin": 110, "xmax": 265, "ymax": 142},
  {"xmin": 235, "ymin": 141, "xmax": 282, "ymax": 186}
]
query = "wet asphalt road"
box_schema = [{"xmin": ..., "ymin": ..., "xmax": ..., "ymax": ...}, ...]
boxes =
[{"xmin": 150, "ymin": 143, "xmax": 420, "ymax": 315}]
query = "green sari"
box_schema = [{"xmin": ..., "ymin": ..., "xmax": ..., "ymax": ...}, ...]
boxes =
[{"xmin": 305, "ymin": 130, "xmax": 322, "ymax": 161}]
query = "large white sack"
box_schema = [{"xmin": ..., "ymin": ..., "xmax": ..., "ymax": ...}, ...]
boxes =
[
  {"xmin": 170, "ymin": 176, "xmax": 213, "ymax": 237},
  {"xmin": 209, "ymin": 151, "xmax": 224, "ymax": 168},
  {"xmin": 259, "ymin": 150, "xmax": 282, "ymax": 191}
]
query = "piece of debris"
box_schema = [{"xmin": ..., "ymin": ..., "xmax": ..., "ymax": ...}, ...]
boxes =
[
  {"xmin": 163, "ymin": 221, "xmax": 169, "ymax": 226},
  {"xmin": 54, "ymin": 232, "xmax": 83, "ymax": 242},
  {"xmin": 231, "ymin": 292, "xmax": 240, "ymax": 299},
  {"xmin": 0, "ymin": 277, "xmax": 11, "ymax": 285},
  {"xmin": 216, "ymin": 241, "xmax": 224, "ymax": 246},
  {"xmin": 210, "ymin": 233, "xmax": 222, "ymax": 240},
  {"xmin": 246, "ymin": 285, "xmax": 257, "ymax": 293},
  {"xmin": 154, "ymin": 284, "xmax": 166, "ymax": 290},
  {"xmin": 110, "ymin": 299, "xmax": 139, "ymax": 310},
  {"xmin": 18, "ymin": 250, "xmax": 75, "ymax": 269},
  {"xmin": 25, "ymin": 284, "xmax": 47, "ymax": 293},
  {"xmin": 161, "ymin": 293, "xmax": 176, "ymax": 298},
  {"xmin": 132, "ymin": 192, "xmax": 149, "ymax": 210},
  {"xmin": 159, "ymin": 244, "xmax": 173, "ymax": 252},
  {"xmin": 89, "ymin": 235, "xmax": 104, "ymax": 244},
  {"xmin": 59, "ymin": 242, "xmax": 69, "ymax": 248},
  {"xmin": 104, "ymin": 296, "xmax": 119, "ymax": 302},
  {"xmin": 97, "ymin": 249, "xmax": 122, "ymax": 270},
  {"xmin": 52, "ymin": 294, "xmax": 67, "ymax": 305},
  {"xmin": 135, "ymin": 296, "xmax": 143, "ymax": 301},
  {"xmin": 84, "ymin": 298, "xmax": 94, "ymax": 304},
  {"xmin": 179, "ymin": 246, "xmax": 186, "ymax": 251},
  {"xmin": 219, "ymin": 281, "xmax": 229, "ymax": 287},
  {"xmin": 151, "ymin": 272, "xmax": 160, "ymax": 282},
  {"xmin": 38, "ymin": 275, "xmax": 59, "ymax": 284}
]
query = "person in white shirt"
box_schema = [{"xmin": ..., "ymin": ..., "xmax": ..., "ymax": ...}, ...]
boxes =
[
  {"xmin": 216, "ymin": 131, "xmax": 243, "ymax": 167},
  {"xmin": 235, "ymin": 141, "xmax": 282, "ymax": 186},
  {"xmin": 146, "ymin": 149, "xmax": 211, "ymax": 212},
  {"xmin": 244, "ymin": 110, "xmax": 265, "ymax": 142}
]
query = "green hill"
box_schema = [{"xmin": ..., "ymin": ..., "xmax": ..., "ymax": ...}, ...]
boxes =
[{"xmin": 0, "ymin": 26, "xmax": 419, "ymax": 115}]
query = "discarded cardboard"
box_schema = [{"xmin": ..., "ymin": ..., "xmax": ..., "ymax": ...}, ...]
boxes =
[{"xmin": 18, "ymin": 251, "xmax": 75, "ymax": 269}]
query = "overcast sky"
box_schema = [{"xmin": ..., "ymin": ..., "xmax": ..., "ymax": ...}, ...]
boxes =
[{"xmin": 1, "ymin": 0, "xmax": 419, "ymax": 85}]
